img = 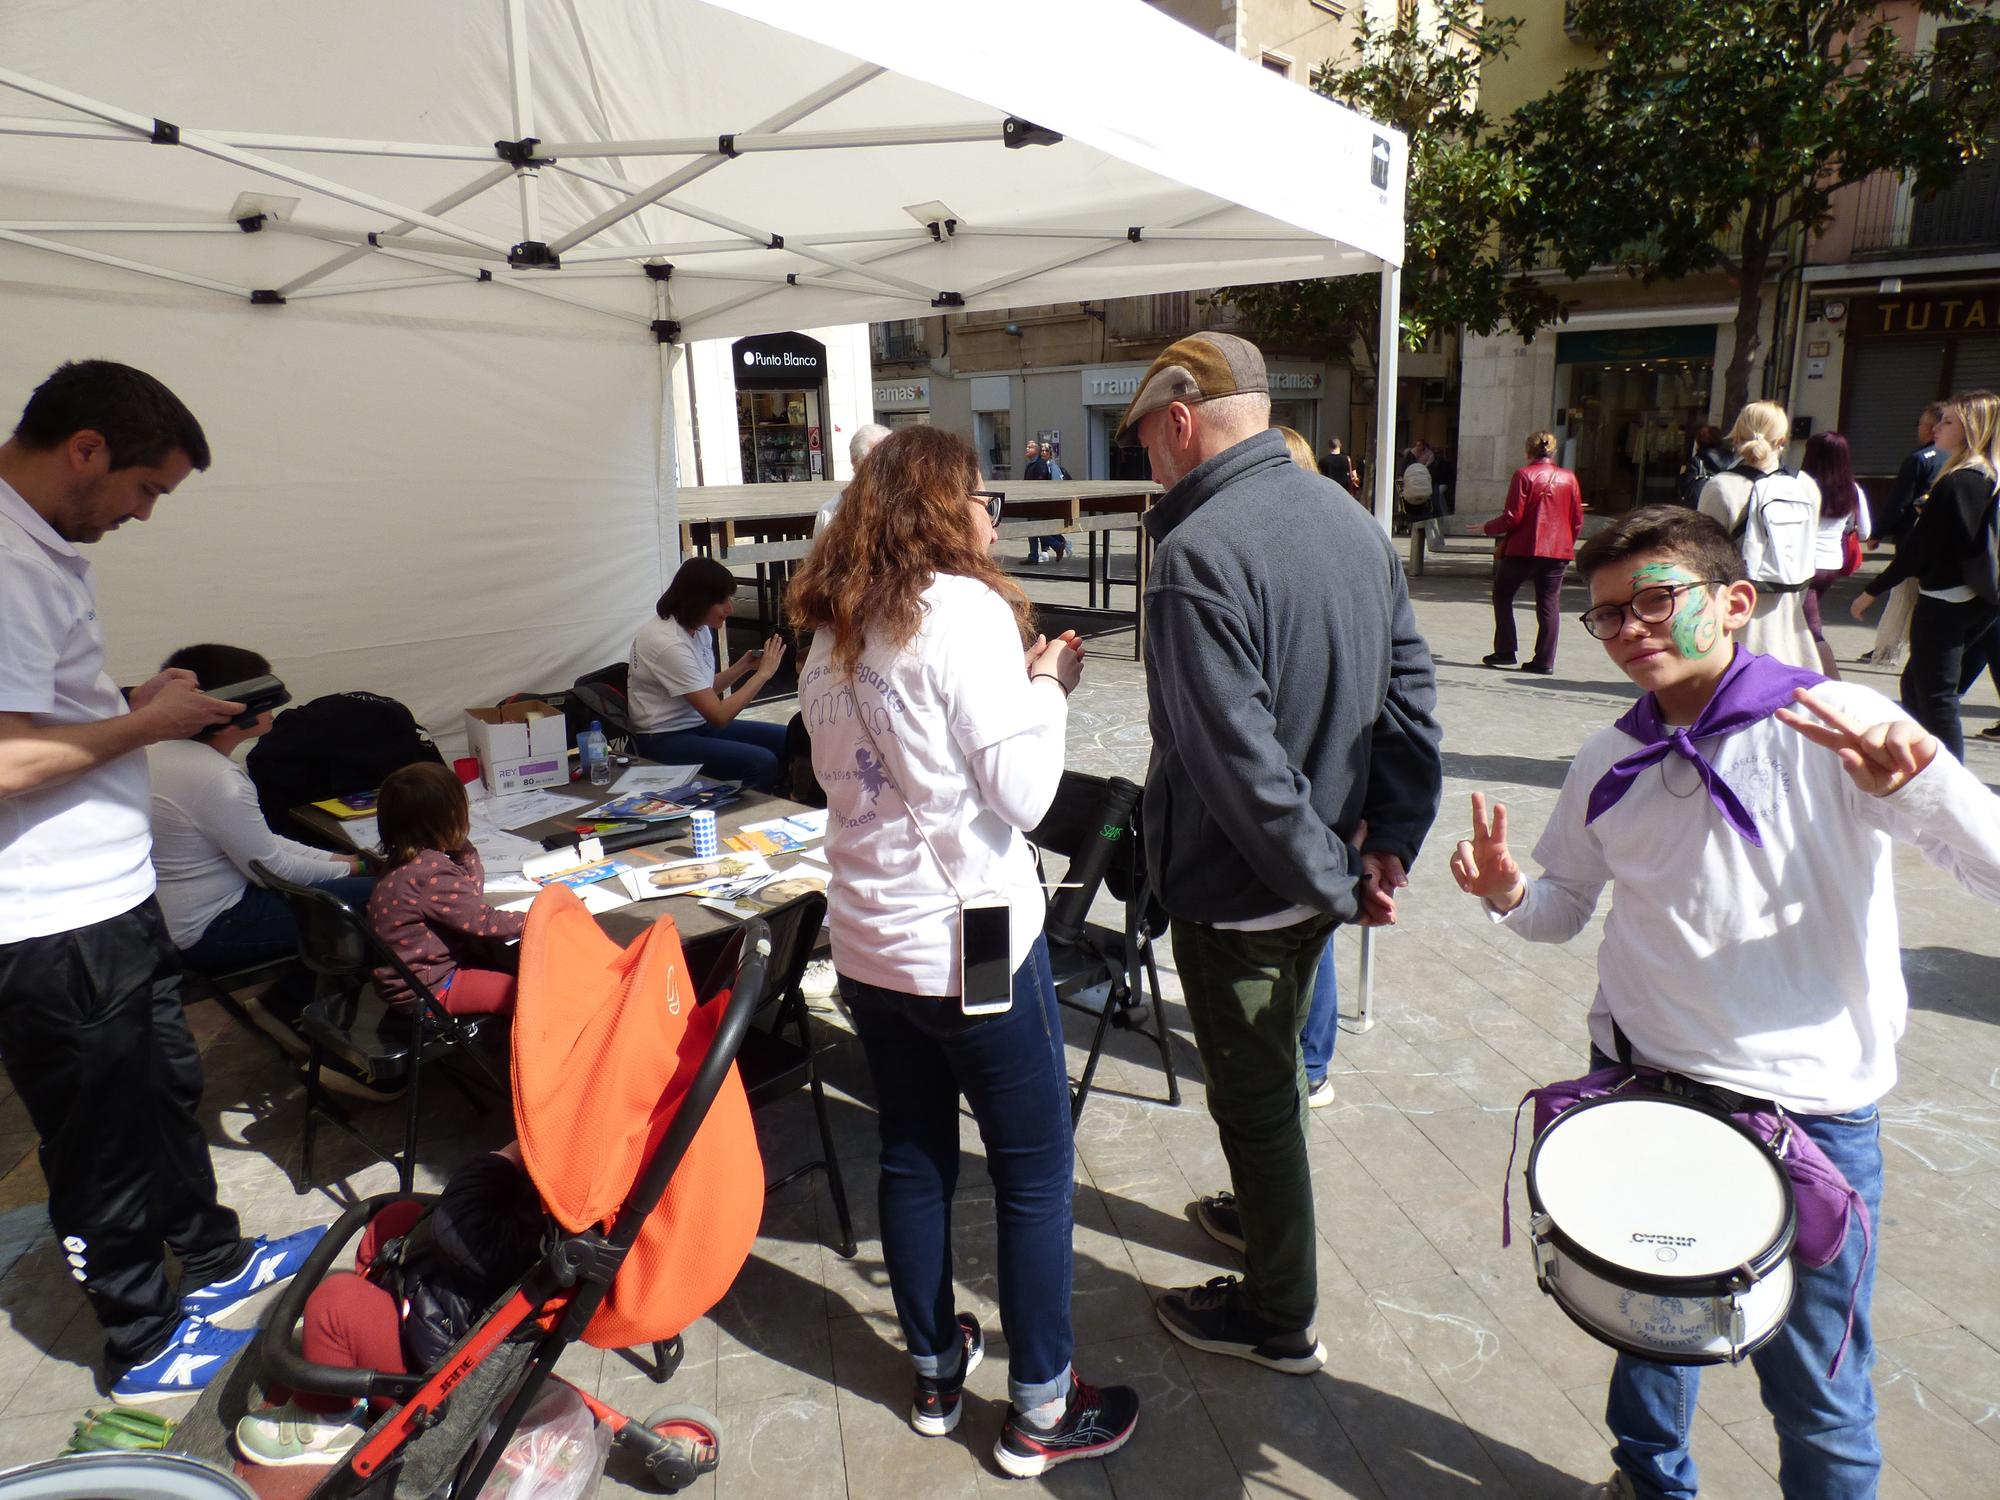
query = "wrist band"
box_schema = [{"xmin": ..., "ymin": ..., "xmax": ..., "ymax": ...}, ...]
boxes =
[{"xmin": 1031, "ymin": 672, "xmax": 1072, "ymax": 697}]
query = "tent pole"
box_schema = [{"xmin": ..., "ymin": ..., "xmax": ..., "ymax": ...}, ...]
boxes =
[
  {"xmin": 278, "ymin": 163, "xmax": 515, "ymax": 297},
  {"xmin": 549, "ymin": 63, "xmax": 882, "ymax": 255},
  {"xmin": 537, "ymin": 121, "xmax": 1002, "ymax": 158},
  {"xmin": 1372, "ymin": 262, "xmax": 1400, "ymax": 537},
  {"xmin": 504, "ymin": 0, "xmax": 541, "ymax": 246},
  {"xmin": 958, "ymin": 202, "xmax": 1231, "ymax": 300},
  {"xmin": 0, "ymin": 227, "xmax": 249, "ymax": 297}
]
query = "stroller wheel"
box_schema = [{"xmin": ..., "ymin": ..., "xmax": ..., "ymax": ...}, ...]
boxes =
[{"xmin": 639, "ymin": 1405, "xmax": 721, "ymax": 1494}]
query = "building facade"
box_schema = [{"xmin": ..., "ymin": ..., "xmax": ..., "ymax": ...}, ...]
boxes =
[{"xmin": 861, "ymin": 0, "xmax": 1454, "ymax": 485}]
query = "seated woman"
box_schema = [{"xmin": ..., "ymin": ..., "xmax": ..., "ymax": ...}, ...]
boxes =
[
  {"xmin": 147, "ymin": 644, "xmax": 372, "ymax": 1012},
  {"xmin": 629, "ymin": 558, "xmax": 789, "ymax": 790}
]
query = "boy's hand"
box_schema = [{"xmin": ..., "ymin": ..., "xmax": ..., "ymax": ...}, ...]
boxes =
[
  {"xmin": 1349, "ymin": 818, "xmax": 1404, "ymax": 926},
  {"xmin": 1450, "ymin": 792, "xmax": 1526, "ymax": 912},
  {"xmin": 1776, "ymin": 687, "xmax": 1938, "ymax": 797}
]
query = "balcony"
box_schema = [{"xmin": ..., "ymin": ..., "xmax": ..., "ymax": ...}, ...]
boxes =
[
  {"xmin": 872, "ymin": 319, "xmax": 925, "ymax": 363},
  {"xmin": 1848, "ymin": 165, "xmax": 2000, "ymax": 259},
  {"xmin": 1103, "ymin": 292, "xmax": 1247, "ymax": 343}
]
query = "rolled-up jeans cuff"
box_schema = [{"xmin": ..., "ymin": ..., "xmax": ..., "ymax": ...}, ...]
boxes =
[
  {"xmin": 1010, "ymin": 1361, "xmax": 1072, "ymax": 1414},
  {"xmin": 910, "ymin": 1339, "xmax": 964, "ymax": 1382}
]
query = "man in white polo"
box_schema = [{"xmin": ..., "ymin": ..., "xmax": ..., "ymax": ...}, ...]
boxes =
[{"xmin": 0, "ymin": 360, "xmax": 321, "ymax": 1399}]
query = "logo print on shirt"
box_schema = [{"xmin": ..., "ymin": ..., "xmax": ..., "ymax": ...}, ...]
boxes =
[{"xmin": 855, "ymin": 747, "xmax": 889, "ymax": 803}]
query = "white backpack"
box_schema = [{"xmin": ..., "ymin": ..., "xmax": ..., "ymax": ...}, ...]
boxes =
[{"xmin": 1728, "ymin": 464, "xmax": 1817, "ymax": 590}]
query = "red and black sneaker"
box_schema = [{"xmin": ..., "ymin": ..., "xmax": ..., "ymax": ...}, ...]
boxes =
[
  {"xmin": 911, "ymin": 1313, "xmax": 985, "ymax": 1436},
  {"xmin": 993, "ymin": 1370, "xmax": 1139, "ymax": 1478}
]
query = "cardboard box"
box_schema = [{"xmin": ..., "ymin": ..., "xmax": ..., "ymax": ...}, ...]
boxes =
[{"xmin": 464, "ymin": 701, "xmax": 570, "ymax": 794}]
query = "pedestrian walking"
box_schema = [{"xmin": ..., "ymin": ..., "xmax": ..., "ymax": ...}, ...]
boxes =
[{"xmin": 1483, "ymin": 431, "xmax": 1586, "ymax": 675}]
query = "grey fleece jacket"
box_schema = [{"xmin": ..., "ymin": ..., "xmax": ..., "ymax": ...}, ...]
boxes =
[{"xmin": 1141, "ymin": 429, "xmax": 1443, "ymax": 925}]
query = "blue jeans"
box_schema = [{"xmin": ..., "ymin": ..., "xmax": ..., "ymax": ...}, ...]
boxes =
[
  {"xmin": 1606, "ymin": 1102, "xmax": 1884, "ymax": 1499},
  {"xmin": 634, "ymin": 718, "xmax": 789, "ymax": 793},
  {"xmin": 1300, "ymin": 932, "xmax": 1340, "ymax": 1082},
  {"xmin": 1026, "ymin": 535, "xmax": 1065, "ymax": 562},
  {"xmin": 179, "ymin": 877, "xmax": 376, "ymax": 975},
  {"xmin": 839, "ymin": 937, "xmax": 1074, "ymax": 1410}
]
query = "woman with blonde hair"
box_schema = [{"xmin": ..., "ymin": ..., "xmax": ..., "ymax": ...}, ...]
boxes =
[
  {"xmin": 1697, "ymin": 400, "xmax": 1821, "ymax": 669},
  {"xmin": 1850, "ymin": 390, "xmax": 2000, "ymax": 759},
  {"xmin": 787, "ymin": 426, "xmax": 1139, "ymax": 1475}
]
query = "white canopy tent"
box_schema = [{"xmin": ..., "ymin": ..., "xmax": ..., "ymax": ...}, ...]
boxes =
[{"xmin": 0, "ymin": 0, "xmax": 1406, "ymax": 731}]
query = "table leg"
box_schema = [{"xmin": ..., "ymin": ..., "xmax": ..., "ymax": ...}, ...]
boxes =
[{"xmin": 1088, "ymin": 531, "xmax": 1099, "ymax": 610}]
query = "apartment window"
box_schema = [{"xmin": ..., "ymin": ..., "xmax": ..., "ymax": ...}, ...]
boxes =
[{"xmin": 1262, "ymin": 53, "xmax": 1291, "ymax": 78}]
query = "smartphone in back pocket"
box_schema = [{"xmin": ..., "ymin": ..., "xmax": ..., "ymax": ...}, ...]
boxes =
[{"xmin": 959, "ymin": 899, "xmax": 1013, "ymax": 1015}]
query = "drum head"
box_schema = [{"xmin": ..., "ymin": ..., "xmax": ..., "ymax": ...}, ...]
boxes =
[
  {"xmin": 0, "ymin": 1453, "xmax": 255, "ymax": 1499},
  {"xmin": 1532, "ymin": 1096, "xmax": 1789, "ymax": 1278}
]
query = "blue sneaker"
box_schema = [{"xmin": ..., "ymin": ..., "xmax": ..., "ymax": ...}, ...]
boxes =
[
  {"xmin": 111, "ymin": 1315, "xmax": 256, "ymax": 1403},
  {"xmin": 182, "ymin": 1227, "xmax": 328, "ymax": 1320}
]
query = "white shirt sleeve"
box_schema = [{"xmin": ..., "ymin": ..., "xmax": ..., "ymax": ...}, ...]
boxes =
[
  {"xmin": 634, "ymin": 621, "xmax": 713, "ymax": 702},
  {"xmin": 938, "ymin": 589, "xmax": 1067, "ymax": 830},
  {"xmin": 0, "ymin": 552, "xmax": 65, "ymax": 714},
  {"xmin": 1854, "ymin": 484, "xmax": 1872, "ymax": 542},
  {"xmin": 201, "ymin": 762, "xmax": 351, "ymax": 886},
  {"xmin": 1499, "ymin": 762, "xmax": 1613, "ymax": 942}
]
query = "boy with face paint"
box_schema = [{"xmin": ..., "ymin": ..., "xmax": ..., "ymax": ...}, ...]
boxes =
[{"xmin": 1450, "ymin": 506, "xmax": 2000, "ymax": 1500}]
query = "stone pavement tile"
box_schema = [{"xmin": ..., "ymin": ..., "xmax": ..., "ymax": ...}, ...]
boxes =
[
  {"xmin": 713, "ymin": 1388, "xmax": 848, "ymax": 1500},
  {"xmin": 711, "ymin": 1221, "xmax": 836, "ymax": 1409},
  {"xmin": 1893, "ymin": 1014, "xmax": 2000, "ymax": 1105},
  {"xmin": 828, "ymin": 1307, "xmax": 983, "ymax": 1500},
  {"xmin": 1052, "ymin": 1333, "xmax": 1231, "ymax": 1500},
  {"xmin": 0, "ymin": 1273, "xmax": 89, "ymax": 1411},
  {"xmin": 1325, "ymin": 1027, "xmax": 1478, "ymax": 1117},
  {"xmin": 1369, "ymin": 1271, "xmax": 1605, "ymax": 1494},
  {"xmin": 1314, "ymin": 1070, "xmax": 1478, "ymax": 1208},
  {"xmin": 1877, "ymin": 1231, "xmax": 2000, "ymax": 1351},
  {"xmin": 1182, "ymin": 1351, "xmax": 1384, "ymax": 1500},
  {"xmin": 1877, "ymin": 1325, "xmax": 2000, "ymax": 1439},
  {"xmin": 1068, "ymin": 1187, "xmax": 1162, "ymax": 1349},
  {"xmin": 1406, "ymin": 1105, "xmax": 1523, "ymax": 1200},
  {"xmin": 1, "ymin": 1302, "xmax": 114, "ymax": 1418},
  {"xmin": 1093, "ymin": 1168, "xmax": 1234, "ymax": 1302},
  {"xmin": 1307, "ymin": 1145, "xmax": 1453, "ymax": 1293},
  {"xmin": 1392, "ymin": 1175, "xmax": 1516, "ymax": 1282},
  {"xmin": 0, "ymin": 1408, "xmax": 93, "ymax": 1471},
  {"xmin": 1313, "ymin": 1260, "xmax": 1523, "ymax": 1497},
  {"xmin": 1871, "ymin": 1269, "xmax": 1958, "ymax": 1342},
  {"xmin": 1401, "ymin": 1035, "xmax": 1545, "ymax": 1115},
  {"xmin": 1560, "ymin": 1384, "xmax": 1782, "ymax": 1500},
  {"xmin": 1452, "ymin": 1262, "xmax": 1616, "ymax": 1395}
]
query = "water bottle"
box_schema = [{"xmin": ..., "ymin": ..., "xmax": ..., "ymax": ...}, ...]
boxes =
[{"xmin": 581, "ymin": 721, "xmax": 610, "ymax": 786}]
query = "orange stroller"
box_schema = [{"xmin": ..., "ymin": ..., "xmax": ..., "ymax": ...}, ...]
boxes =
[{"xmin": 173, "ymin": 889, "xmax": 771, "ymax": 1498}]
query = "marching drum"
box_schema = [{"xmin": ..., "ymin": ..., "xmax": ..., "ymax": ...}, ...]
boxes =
[{"xmin": 1525, "ymin": 1093, "xmax": 1797, "ymax": 1364}]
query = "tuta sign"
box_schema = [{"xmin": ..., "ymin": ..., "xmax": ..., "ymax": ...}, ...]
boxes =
[
  {"xmin": 732, "ymin": 331, "xmax": 827, "ymax": 388},
  {"xmin": 1855, "ymin": 290, "xmax": 1999, "ymax": 337}
]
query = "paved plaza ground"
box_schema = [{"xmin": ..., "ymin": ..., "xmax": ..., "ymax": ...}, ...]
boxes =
[{"xmin": 0, "ymin": 541, "xmax": 1996, "ymax": 1497}]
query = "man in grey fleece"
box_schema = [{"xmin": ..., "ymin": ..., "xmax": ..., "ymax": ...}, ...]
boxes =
[{"xmin": 1128, "ymin": 332, "xmax": 1442, "ymax": 1373}]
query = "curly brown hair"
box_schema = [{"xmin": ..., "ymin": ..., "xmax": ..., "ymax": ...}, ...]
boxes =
[{"xmin": 787, "ymin": 426, "xmax": 1033, "ymax": 669}]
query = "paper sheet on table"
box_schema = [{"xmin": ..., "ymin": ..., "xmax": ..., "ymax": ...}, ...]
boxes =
[
  {"xmin": 482, "ymin": 873, "xmax": 540, "ymax": 895},
  {"xmin": 342, "ymin": 815, "xmax": 380, "ymax": 852},
  {"xmin": 619, "ymin": 852, "xmax": 772, "ymax": 902},
  {"xmin": 497, "ymin": 882, "xmax": 632, "ymax": 916},
  {"xmin": 468, "ymin": 824, "xmax": 547, "ymax": 880},
  {"xmin": 609, "ymin": 764, "xmax": 702, "ymax": 796},
  {"xmin": 697, "ymin": 864, "xmax": 829, "ymax": 921},
  {"xmin": 482, "ymin": 787, "xmax": 584, "ymax": 828}
]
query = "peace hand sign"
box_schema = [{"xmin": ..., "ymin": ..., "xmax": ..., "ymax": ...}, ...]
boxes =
[
  {"xmin": 1449, "ymin": 792, "xmax": 1526, "ymax": 913},
  {"xmin": 1774, "ymin": 687, "xmax": 1938, "ymax": 797}
]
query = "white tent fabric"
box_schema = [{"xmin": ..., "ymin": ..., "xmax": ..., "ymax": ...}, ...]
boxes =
[{"xmin": 0, "ymin": 0, "xmax": 1406, "ymax": 735}]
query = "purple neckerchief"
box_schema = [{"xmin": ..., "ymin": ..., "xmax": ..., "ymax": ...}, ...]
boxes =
[{"xmin": 1585, "ymin": 649, "xmax": 1825, "ymax": 846}]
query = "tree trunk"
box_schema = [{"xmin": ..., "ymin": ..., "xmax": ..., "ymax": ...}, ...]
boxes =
[{"xmin": 1721, "ymin": 200, "xmax": 1774, "ymax": 423}]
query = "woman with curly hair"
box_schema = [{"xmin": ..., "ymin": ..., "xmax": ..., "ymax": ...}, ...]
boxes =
[{"xmin": 787, "ymin": 426, "xmax": 1137, "ymax": 1477}]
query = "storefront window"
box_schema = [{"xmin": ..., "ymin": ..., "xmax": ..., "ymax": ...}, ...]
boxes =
[
  {"xmin": 976, "ymin": 410, "xmax": 1012, "ymax": 480},
  {"xmin": 737, "ymin": 389, "xmax": 820, "ymax": 483},
  {"xmin": 1555, "ymin": 357, "xmax": 1712, "ymax": 513}
]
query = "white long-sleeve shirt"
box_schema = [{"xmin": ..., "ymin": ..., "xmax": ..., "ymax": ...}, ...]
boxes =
[
  {"xmin": 148, "ymin": 737, "xmax": 352, "ymax": 948},
  {"xmin": 801, "ymin": 573, "xmax": 1066, "ymax": 996},
  {"xmin": 1499, "ymin": 681, "xmax": 2000, "ymax": 1114}
]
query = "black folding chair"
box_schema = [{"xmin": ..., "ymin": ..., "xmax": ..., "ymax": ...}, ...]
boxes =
[
  {"xmin": 250, "ymin": 861, "xmax": 505, "ymax": 1194},
  {"xmin": 701, "ymin": 892, "xmax": 857, "ymax": 1257},
  {"xmin": 1027, "ymin": 771, "xmax": 1180, "ymax": 1123},
  {"xmin": 175, "ymin": 953, "xmax": 300, "ymax": 1069}
]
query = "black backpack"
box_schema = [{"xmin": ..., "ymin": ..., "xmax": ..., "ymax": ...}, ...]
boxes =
[{"xmin": 245, "ymin": 690, "xmax": 444, "ymax": 848}]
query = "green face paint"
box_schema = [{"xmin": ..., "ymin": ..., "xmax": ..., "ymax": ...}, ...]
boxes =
[{"xmin": 1630, "ymin": 561, "xmax": 1718, "ymax": 659}]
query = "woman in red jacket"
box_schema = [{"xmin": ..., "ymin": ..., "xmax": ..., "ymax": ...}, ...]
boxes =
[{"xmin": 1483, "ymin": 431, "xmax": 1587, "ymax": 674}]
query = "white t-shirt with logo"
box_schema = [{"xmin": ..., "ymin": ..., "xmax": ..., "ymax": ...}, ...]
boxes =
[
  {"xmin": 801, "ymin": 573, "xmax": 1066, "ymax": 997},
  {"xmin": 0, "ymin": 478, "xmax": 156, "ymax": 942},
  {"xmin": 628, "ymin": 617, "xmax": 714, "ymax": 735}
]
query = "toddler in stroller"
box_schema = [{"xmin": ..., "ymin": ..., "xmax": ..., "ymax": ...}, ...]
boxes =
[{"xmin": 173, "ymin": 889, "xmax": 771, "ymax": 1499}]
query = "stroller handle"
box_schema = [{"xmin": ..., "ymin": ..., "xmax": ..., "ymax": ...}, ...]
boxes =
[{"xmin": 257, "ymin": 1192, "xmax": 438, "ymax": 1403}]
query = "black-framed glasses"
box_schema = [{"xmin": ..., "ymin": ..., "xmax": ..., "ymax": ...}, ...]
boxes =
[
  {"xmin": 970, "ymin": 490, "xmax": 1004, "ymax": 524},
  {"xmin": 1578, "ymin": 581, "xmax": 1727, "ymax": 640}
]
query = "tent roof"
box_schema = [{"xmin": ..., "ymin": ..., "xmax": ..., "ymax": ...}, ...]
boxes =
[{"xmin": 0, "ymin": 0, "xmax": 1406, "ymax": 341}]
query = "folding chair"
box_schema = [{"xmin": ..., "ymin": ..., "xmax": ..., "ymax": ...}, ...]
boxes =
[
  {"xmin": 250, "ymin": 861, "xmax": 504, "ymax": 1193},
  {"xmin": 702, "ymin": 892, "xmax": 858, "ymax": 1257},
  {"xmin": 175, "ymin": 954, "xmax": 299, "ymax": 1069},
  {"xmin": 570, "ymin": 661, "xmax": 635, "ymax": 752},
  {"xmin": 1027, "ymin": 771, "xmax": 1180, "ymax": 1123}
]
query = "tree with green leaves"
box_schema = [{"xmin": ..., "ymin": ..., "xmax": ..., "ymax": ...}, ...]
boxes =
[
  {"xmin": 1518, "ymin": 0, "xmax": 2000, "ymax": 421},
  {"xmin": 1211, "ymin": 0, "xmax": 1557, "ymax": 376}
]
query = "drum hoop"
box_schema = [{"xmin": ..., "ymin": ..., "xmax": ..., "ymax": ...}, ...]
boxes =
[{"xmin": 1525, "ymin": 1091, "xmax": 1798, "ymax": 1295}]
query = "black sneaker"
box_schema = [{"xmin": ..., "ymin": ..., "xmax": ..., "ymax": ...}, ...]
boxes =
[
  {"xmin": 1481, "ymin": 653, "xmax": 1517, "ymax": 668},
  {"xmin": 1155, "ymin": 1276, "xmax": 1326, "ymax": 1374},
  {"xmin": 911, "ymin": 1313, "xmax": 985, "ymax": 1436},
  {"xmin": 1977, "ymin": 723, "xmax": 2000, "ymax": 742},
  {"xmin": 994, "ymin": 1371, "xmax": 1138, "ymax": 1478},
  {"xmin": 1519, "ymin": 662, "xmax": 1555, "ymax": 676},
  {"xmin": 1194, "ymin": 1192, "xmax": 1245, "ymax": 1254}
]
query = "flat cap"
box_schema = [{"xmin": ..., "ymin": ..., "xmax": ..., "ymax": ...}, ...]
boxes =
[{"xmin": 1116, "ymin": 331, "xmax": 1268, "ymax": 438}]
